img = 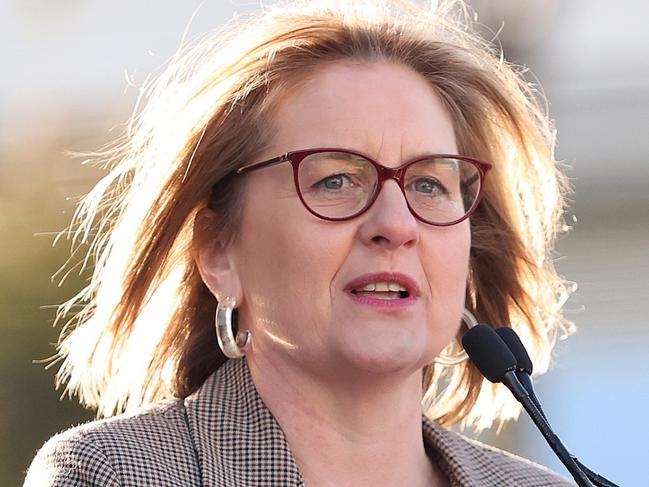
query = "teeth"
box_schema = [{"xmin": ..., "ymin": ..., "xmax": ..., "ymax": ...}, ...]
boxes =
[
  {"xmin": 375, "ymin": 282, "xmax": 389, "ymax": 292},
  {"xmin": 357, "ymin": 281, "xmax": 407, "ymax": 292}
]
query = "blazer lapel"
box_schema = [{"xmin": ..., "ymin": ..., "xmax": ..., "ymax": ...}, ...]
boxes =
[
  {"xmin": 423, "ymin": 416, "xmax": 560, "ymax": 487},
  {"xmin": 185, "ymin": 358, "xmax": 519, "ymax": 487},
  {"xmin": 184, "ymin": 358, "xmax": 305, "ymax": 486},
  {"xmin": 423, "ymin": 418, "xmax": 487, "ymax": 486}
]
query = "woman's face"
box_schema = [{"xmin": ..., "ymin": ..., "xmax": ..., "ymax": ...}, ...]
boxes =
[{"xmin": 226, "ymin": 61, "xmax": 470, "ymax": 381}]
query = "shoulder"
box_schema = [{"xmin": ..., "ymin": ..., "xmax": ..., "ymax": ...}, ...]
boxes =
[
  {"xmin": 423, "ymin": 418, "xmax": 574, "ymax": 486},
  {"xmin": 460, "ymin": 434, "xmax": 574, "ymax": 486},
  {"xmin": 24, "ymin": 399, "xmax": 201, "ymax": 487}
]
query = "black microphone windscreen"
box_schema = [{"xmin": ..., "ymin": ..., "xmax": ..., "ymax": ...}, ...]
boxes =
[
  {"xmin": 495, "ymin": 327, "xmax": 533, "ymax": 374},
  {"xmin": 462, "ymin": 324, "xmax": 517, "ymax": 383}
]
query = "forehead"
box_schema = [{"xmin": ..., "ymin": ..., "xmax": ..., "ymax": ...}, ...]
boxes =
[{"xmin": 266, "ymin": 61, "xmax": 458, "ymax": 161}]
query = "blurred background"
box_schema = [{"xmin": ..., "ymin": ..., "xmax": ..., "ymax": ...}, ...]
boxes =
[{"xmin": 1, "ymin": 0, "xmax": 647, "ymax": 485}]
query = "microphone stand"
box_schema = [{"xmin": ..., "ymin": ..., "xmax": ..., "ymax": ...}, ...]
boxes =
[
  {"xmin": 463, "ymin": 324, "xmax": 620, "ymax": 486},
  {"xmin": 516, "ymin": 375, "xmax": 619, "ymax": 487},
  {"xmin": 500, "ymin": 371, "xmax": 595, "ymax": 487},
  {"xmin": 494, "ymin": 327, "xmax": 619, "ymax": 487}
]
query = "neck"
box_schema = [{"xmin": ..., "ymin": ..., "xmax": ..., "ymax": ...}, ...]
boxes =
[{"xmin": 247, "ymin": 354, "xmax": 448, "ymax": 487}]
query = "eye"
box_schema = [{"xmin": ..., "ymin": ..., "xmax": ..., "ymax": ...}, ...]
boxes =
[
  {"xmin": 411, "ymin": 177, "xmax": 448, "ymax": 195},
  {"xmin": 315, "ymin": 173, "xmax": 352, "ymax": 191}
]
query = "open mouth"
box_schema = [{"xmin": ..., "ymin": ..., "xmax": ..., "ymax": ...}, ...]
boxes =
[{"xmin": 350, "ymin": 282, "xmax": 411, "ymax": 300}]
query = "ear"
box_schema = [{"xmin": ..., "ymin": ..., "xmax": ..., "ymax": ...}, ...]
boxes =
[{"xmin": 193, "ymin": 208, "xmax": 243, "ymax": 304}]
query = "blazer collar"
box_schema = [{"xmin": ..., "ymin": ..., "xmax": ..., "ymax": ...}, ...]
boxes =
[
  {"xmin": 184, "ymin": 358, "xmax": 488, "ymax": 487},
  {"xmin": 184, "ymin": 358, "xmax": 305, "ymax": 486}
]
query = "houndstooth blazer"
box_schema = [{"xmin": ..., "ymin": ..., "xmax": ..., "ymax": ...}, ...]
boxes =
[{"xmin": 25, "ymin": 358, "xmax": 574, "ymax": 486}]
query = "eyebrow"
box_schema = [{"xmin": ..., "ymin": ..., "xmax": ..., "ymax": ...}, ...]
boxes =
[
  {"xmin": 309, "ymin": 151, "xmax": 369, "ymax": 165},
  {"xmin": 414, "ymin": 157, "xmax": 460, "ymax": 169}
]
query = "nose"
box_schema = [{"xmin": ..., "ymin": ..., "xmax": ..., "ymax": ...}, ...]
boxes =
[{"xmin": 358, "ymin": 179, "xmax": 419, "ymax": 250}]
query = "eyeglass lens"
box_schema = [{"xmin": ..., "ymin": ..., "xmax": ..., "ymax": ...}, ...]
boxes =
[{"xmin": 296, "ymin": 151, "xmax": 480, "ymax": 224}]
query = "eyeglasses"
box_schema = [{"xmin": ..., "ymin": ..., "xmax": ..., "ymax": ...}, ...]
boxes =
[{"xmin": 236, "ymin": 148, "xmax": 491, "ymax": 226}]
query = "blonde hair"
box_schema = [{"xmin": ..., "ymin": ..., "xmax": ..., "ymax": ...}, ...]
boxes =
[{"xmin": 53, "ymin": 0, "xmax": 572, "ymax": 430}]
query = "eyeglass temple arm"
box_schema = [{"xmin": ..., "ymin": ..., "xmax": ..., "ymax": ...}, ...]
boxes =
[
  {"xmin": 236, "ymin": 154, "xmax": 289, "ymax": 174},
  {"xmin": 461, "ymin": 172, "xmax": 480, "ymax": 190}
]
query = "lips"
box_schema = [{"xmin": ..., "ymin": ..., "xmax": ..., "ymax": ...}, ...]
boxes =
[{"xmin": 344, "ymin": 272, "xmax": 420, "ymax": 301}]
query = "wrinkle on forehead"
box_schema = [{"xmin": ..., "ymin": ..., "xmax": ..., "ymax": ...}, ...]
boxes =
[{"xmin": 267, "ymin": 60, "xmax": 458, "ymax": 166}]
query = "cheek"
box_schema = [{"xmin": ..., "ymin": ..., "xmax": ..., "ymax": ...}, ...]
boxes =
[
  {"xmin": 417, "ymin": 224, "xmax": 470, "ymax": 358},
  {"xmin": 234, "ymin": 194, "xmax": 352, "ymax": 333},
  {"xmin": 420, "ymin": 222, "xmax": 471, "ymax": 308}
]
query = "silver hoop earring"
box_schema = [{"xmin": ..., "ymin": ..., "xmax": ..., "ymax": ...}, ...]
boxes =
[
  {"xmin": 433, "ymin": 308, "xmax": 478, "ymax": 366},
  {"xmin": 215, "ymin": 296, "xmax": 252, "ymax": 358}
]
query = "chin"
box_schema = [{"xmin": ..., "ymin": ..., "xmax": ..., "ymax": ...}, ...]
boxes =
[{"xmin": 333, "ymin": 326, "xmax": 434, "ymax": 377}]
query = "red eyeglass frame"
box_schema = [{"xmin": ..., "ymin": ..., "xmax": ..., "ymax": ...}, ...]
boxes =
[{"xmin": 236, "ymin": 147, "xmax": 492, "ymax": 226}]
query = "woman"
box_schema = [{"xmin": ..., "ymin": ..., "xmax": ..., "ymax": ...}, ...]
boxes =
[{"xmin": 26, "ymin": 0, "xmax": 574, "ymax": 485}]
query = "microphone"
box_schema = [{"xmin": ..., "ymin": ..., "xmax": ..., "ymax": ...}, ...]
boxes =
[
  {"xmin": 493, "ymin": 327, "xmax": 619, "ymax": 487},
  {"xmin": 494, "ymin": 327, "xmax": 547, "ymax": 422},
  {"xmin": 462, "ymin": 325, "xmax": 595, "ymax": 487}
]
